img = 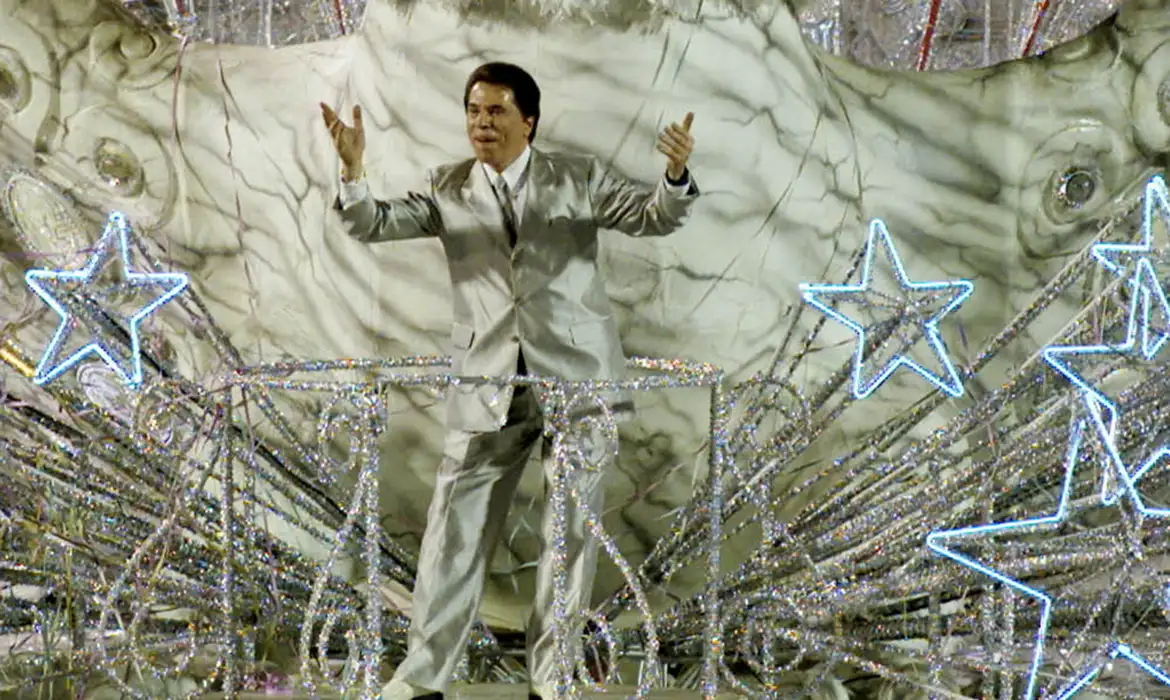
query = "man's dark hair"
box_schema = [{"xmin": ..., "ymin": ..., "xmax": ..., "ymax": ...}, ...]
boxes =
[{"xmin": 463, "ymin": 62, "xmax": 541, "ymax": 142}]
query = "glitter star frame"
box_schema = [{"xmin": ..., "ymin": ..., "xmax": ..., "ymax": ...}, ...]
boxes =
[
  {"xmin": 1092, "ymin": 174, "xmax": 1170, "ymax": 281},
  {"xmin": 926, "ymin": 412, "xmax": 1170, "ymax": 699},
  {"xmin": 925, "ymin": 420, "xmax": 1081, "ymax": 700},
  {"xmin": 1043, "ymin": 258, "xmax": 1170, "ymax": 408},
  {"xmin": 798, "ymin": 218, "xmax": 974, "ymax": 399},
  {"xmin": 1056, "ymin": 642, "xmax": 1170, "ymax": 698},
  {"xmin": 929, "ymin": 174, "xmax": 1170, "ymax": 698},
  {"xmin": 1041, "ymin": 258, "xmax": 1170, "ymax": 503},
  {"xmin": 24, "ymin": 211, "xmax": 189, "ymax": 389},
  {"xmin": 1043, "ymin": 174, "xmax": 1170, "ymax": 503}
]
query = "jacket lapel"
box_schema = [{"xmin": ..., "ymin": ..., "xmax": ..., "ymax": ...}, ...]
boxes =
[
  {"xmin": 518, "ymin": 149, "xmax": 555, "ymax": 245},
  {"xmin": 453, "ymin": 150, "xmax": 555, "ymax": 247},
  {"xmin": 460, "ymin": 160, "xmax": 510, "ymax": 247}
]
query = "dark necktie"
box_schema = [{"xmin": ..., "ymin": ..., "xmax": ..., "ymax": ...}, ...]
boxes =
[
  {"xmin": 493, "ymin": 176, "xmax": 526, "ymax": 375},
  {"xmin": 494, "ymin": 176, "xmax": 518, "ymax": 248}
]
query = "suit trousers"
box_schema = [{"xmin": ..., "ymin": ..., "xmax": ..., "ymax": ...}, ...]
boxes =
[{"xmin": 393, "ymin": 385, "xmax": 606, "ymax": 692}]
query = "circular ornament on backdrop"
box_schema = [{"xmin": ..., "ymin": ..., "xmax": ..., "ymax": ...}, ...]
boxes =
[
  {"xmin": 0, "ymin": 46, "xmax": 32, "ymax": 117},
  {"xmin": 88, "ymin": 20, "xmax": 178, "ymax": 90},
  {"xmin": 2, "ymin": 172, "xmax": 95, "ymax": 268},
  {"xmin": 1016, "ymin": 121, "xmax": 1141, "ymax": 259},
  {"xmin": 1129, "ymin": 39, "xmax": 1170, "ymax": 154},
  {"xmin": 58, "ymin": 105, "xmax": 177, "ymax": 228}
]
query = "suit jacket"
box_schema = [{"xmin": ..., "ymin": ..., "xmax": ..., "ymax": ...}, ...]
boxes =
[{"xmin": 335, "ymin": 148, "xmax": 699, "ymax": 432}]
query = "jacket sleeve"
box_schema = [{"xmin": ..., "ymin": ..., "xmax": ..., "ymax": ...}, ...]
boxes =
[
  {"xmin": 333, "ymin": 170, "xmax": 442, "ymax": 243},
  {"xmin": 588, "ymin": 158, "xmax": 699, "ymax": 237}
]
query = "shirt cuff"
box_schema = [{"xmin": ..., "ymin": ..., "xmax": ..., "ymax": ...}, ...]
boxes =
[
  {"xmin": 338, "ymin": 176, "xmax": 370, "ymax": 209},
  {"xmin": 662, "ymin": 170, "xmax": 691, "ymax": 195}
]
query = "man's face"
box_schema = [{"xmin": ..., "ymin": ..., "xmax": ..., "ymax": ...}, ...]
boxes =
[{"xmin": 465, "ymin": 82, "xmax": 533, "ymax": 171}]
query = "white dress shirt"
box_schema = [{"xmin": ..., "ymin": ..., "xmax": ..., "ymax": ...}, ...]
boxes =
[{"xmin": 338, "ymin": 145, "xmax": 690, "ymax": 214}]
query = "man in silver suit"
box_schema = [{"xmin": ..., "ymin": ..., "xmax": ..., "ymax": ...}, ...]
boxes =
[{"xmin": 320, "ymin": 62, "xmax": 698, "ymax": 700}]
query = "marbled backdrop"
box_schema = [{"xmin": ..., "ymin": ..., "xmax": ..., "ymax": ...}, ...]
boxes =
[{"xmin": 2, "ymin": 0, "xmax": 1170, "ymax": 631}]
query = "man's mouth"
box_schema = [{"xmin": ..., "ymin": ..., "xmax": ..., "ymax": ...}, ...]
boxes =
[{"xmin": 474, "ymin": 134, "xmax": 498, "ymax": 143}]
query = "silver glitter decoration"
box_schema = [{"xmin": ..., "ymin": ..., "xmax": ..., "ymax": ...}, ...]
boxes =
[
  {"xmin": 113, "ymin": 0, "xmax": 369, "ymax": 46},
  {"xmin": 3, "ymin": 201, "xmax": 1170, "ymax": 693},
  {"xmin": 106, "ymin": 0, "xmax": 1121, "ymax": 70},
  {"xmin": 228, "ymin": 356, "xmax": 725, "ymax": 698},
  {"xmin": 823, "ymin": 0, "xmax": 1125, "ymax": 70},
  {"xmin": 3, "ymin": 1, "xmax": 1170, "ymax": 690}
]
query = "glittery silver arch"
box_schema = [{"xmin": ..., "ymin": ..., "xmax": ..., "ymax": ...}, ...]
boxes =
[{"xmin": 106, "ymin": 0, "xmax": 1121, "ymax": 71}]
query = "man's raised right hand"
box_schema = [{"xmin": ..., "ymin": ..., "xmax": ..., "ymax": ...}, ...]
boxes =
[{"xmin": 320, "ymin": 102, "xmax": 365, "ymax": 179}]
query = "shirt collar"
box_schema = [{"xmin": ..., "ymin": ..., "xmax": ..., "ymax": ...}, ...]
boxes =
[{"xmin": 481, "ymin": 145, "xmax": 531, "ymax": 192}]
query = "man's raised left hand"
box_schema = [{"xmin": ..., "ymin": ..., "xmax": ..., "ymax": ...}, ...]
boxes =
[{"xmin": 658, "ymin": 112, "xmax": 695, "ymax": 182}]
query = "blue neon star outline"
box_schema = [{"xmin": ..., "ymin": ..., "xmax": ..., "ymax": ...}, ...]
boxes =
[
  {"xmin": 798, "ymin": 218, "xmax": 974, "ymax": 399},
  {"xmin": 1041, "ymin": 174, "xmax": 1170, "ymax": 697},
  {"xmin": 1079, "ymin": 173, "xmax": 1170, "ymax": 398},
  {"xmin": 1056, "ymin": 642, "xmax": 1170, "ymax": 698},
  {"xmin": 935, "ymin": 174, "xmax": 1170, "ymax": 698},
  {"xmin": 1045, "ymin": 258, "xmax": 1170, "ymax": 391},
  {"xmin": 1041, "ymin": 258, "xmax": 1170, "ymax": 503},
  {"xmin": 1093, "ymin": 174, "xmax": 1170, "ymax": 282},
  {"xmin": 24, "ymin": 210, "xmax": 189, "ymax": 389},
  {"xmin": 928, "ymin": 400, "xmax": 1170, "ymax": 700},
  {"xmin": 1042, "ymin": 174, "xmax": 1170, "ymax": 503}
]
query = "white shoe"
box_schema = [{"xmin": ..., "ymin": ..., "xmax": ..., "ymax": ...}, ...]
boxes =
[
  {"xmin": 529, "ymin": 682, "xmax": 554, "ymax": 699},
  {"xmin": 381, "ymin": 677, "xmax": 438, "ymax": 700}
]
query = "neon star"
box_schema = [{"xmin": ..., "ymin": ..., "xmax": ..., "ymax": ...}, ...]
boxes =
[
  {"xmin": 926, "ymin": 423, "xmax": 1078, "ymax": 700},
  {"xmin": 1084, "ymin": 174, "xmax": 1170, "ymax": 365},
  {"xmin": 1043, "ymin": 178, "xmax": 1170, "ymax": 504},
  {"xmin": 928, "ymin": 405, "xmax": 1170, "ymax": 700},
  {"xmin": 24, "ymin": 211, "xmax": 189, "ymax": 389},
  {"xmin": 959, "ymin": 173, "xmax": 1170, "ymax": 699},
  {"xmin": 1041, "ymin": 258, "xmax": 1170, "ymax": 502},
  {"xmin": 799, "ymin": 218, "xmax": 974, "ymax": 399},
  {"xmin": 1055, "ymin": 642, "xmax": 1170, "ymax": 699},
  {"xmin": 1092, "ymin": 174, "xmax": 1170, "ymax": 279}
]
